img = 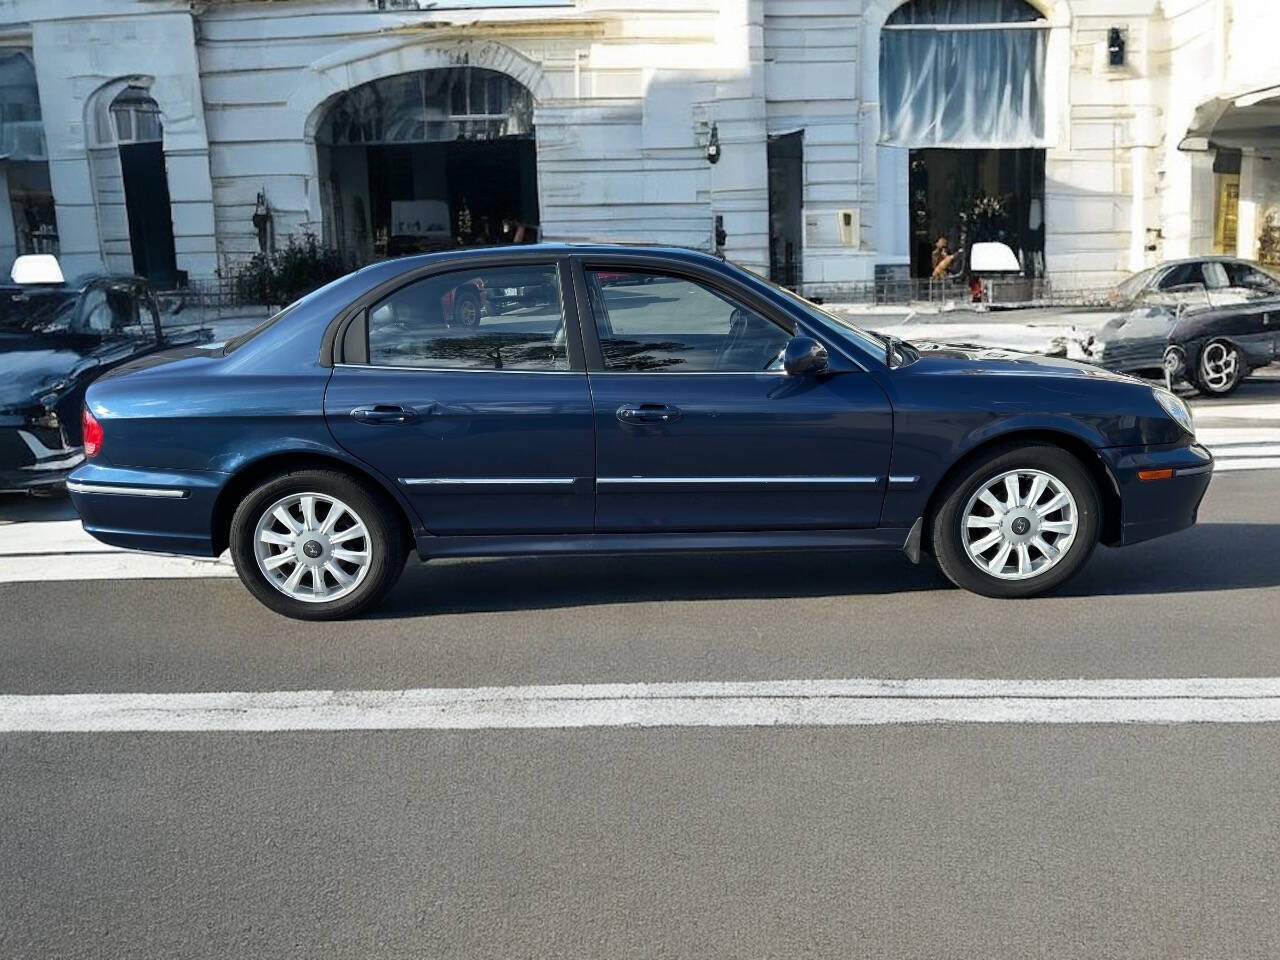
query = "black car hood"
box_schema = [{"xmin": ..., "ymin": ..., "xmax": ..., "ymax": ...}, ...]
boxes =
[
  {"xmin": 907, "ymin": 339, "xmax": 1143, "ymax": 384},
  {"xmin": 0, "ymin": 330, "xmax": 99, "ymax": 411}
]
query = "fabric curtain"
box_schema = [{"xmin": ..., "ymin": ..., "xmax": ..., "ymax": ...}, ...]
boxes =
[{"xmin": 880, "ymin": 0, "xmax": 1048, "ymax": 149}]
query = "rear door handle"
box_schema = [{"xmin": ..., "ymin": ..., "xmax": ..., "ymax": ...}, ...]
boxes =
[
  {"xmin": 350, "ymin": 404, "xmax": 418, "ymax": 425},
  {"xmin": 616, "ymin": 403, "xmax": 682, "ymax": 424}
]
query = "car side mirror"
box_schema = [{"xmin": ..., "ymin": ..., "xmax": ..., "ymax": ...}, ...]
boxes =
[{"xmin": 782, "ymin": 336, "xmax": 828, "ymax": 376}]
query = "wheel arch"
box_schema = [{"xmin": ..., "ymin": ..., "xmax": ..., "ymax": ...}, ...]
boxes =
[
  {"xmin": 920, "ymin": 428, "xmax": 1123, "ymax": 552},
  {"xmin": 210, "ymin": 450, "xmax": 418, "ymax": 556}
]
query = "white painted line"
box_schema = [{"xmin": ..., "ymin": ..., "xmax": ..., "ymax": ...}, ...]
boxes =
[
  {"xmin": 0, "ymin": 519, "xmax": 234, "ymax": 582},
  {"xmin": 1196, "ymin": 427, "xmax": 1280, "ymax": 444},
  {"xmin": 1190, "ymin": 401, "xmax": 1280, "ymax": 420},
  {"xmin": 6, "ymin": 678, "xmax": 1280, "ymax": 732},
  {"xmin": 1210, "ymin": 456, "xmax": 1280, "ymax": 473},
  {"xmin": 0, "ymin": 553, "xmax": 235, "ymax": 583}
]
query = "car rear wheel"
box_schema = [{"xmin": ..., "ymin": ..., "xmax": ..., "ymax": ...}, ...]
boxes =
[
  {"xmin": 1191, "ymin": 339, "xmax": 1245, "ymax": 396},
  {"xmin": 229, "ymin": 469, "xmax": 408, "ymax": 620},
  {"xmin": 930, "ymin": 444, "xmax": 1100, "ymax": 598}
]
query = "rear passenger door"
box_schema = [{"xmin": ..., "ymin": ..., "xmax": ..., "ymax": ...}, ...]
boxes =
[{"xmin": 325, "ymin": 258, "xmax": 595, "ymax": 535}]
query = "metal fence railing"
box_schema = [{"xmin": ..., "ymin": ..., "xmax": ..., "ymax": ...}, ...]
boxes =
[{"xmin": 804, "ymin": 276, "xmax": 1116, "ymax": 308}]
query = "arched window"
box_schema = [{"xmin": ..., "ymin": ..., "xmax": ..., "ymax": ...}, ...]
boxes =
[
  {"xmin": 0, "ymin": 51, "xmax": 44, "ymax": 159},
  {"xmin": 109, "ymin": 88, "xmax": 163, "ymax": 146},
  {"xmin": 319, "ymin": 67, "xmax": 533, "ymax": 146},
  {"xmin": 880, "ymin": 0, "xmax": 1048, "ymax": 147}
]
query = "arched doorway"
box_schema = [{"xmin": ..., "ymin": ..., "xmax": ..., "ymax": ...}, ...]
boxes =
[
  {"xmin": 105, "ymin": 87, "xmax": 178, "ymax": 287},
  {"xmin": 316, "ymin": 67, "xmax": 538, "ymax": 264},
  {"xmin": 880, "ymin": 0, "xmax": 1049, "ymax": 279}
]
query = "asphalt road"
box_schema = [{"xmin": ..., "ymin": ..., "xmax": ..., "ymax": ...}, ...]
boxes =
[{"xmin": 3, "ymin": 467, "xmax": 1280, "ymax": 956}]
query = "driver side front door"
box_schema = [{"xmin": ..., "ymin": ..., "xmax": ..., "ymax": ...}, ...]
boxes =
[{"xmin": 577, "ymin": 262, "xmax": 893, "ymax": 533}]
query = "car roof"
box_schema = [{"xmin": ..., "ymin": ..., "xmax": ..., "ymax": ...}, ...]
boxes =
[{"xmin": 375, "ymin": 242, "xmax": 724, "ymax": 272}]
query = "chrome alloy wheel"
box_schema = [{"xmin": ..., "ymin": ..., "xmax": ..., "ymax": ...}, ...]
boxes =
[
  {"xmin": 1199, "ymin": 341, "xmax": 1239, "ymax": 392},
  {"xmin": 252, "ymin": 492, "xmax": 372, "ymax": 603},
  {"xmin": 961, "ymin": 469, "xmax": 1078, "ymax": 581}
]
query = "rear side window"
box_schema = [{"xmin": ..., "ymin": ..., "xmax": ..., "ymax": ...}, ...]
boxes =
[
  {"xmin": 585, "ymin": 269, "xmax": 791, "ymax": 372},
  {"xmin": 366, "ymin": 264, "xmax": 567, "ymax": 371},
  {"xmin": 1225, "ymin": 261, "xmax": 1280, "ymax": 294}
]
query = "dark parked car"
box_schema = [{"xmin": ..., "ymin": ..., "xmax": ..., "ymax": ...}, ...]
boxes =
[
  {"xmin": 1161, "ymin": 297, "xmax": 1280, "ymax": 396},
  {"xmin": 69, "ymin": 245, "xmax": 1211, "ymax": 619},
  {"xmin": 0, "ymin": 259, "xmax": 208, "ymax": 494}
]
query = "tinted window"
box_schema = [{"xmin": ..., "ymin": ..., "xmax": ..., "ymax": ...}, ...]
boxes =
[
  {"xmin": 367, "ymin": 265, "xmax": 567, "ymax": 371},
  {"xmin": 1224, "ymin": 261, "xmax": 1280, "ymax": 294},
  {"xmin": 586, "ymin": 270, "xmax": 791, "ymax": 372},
  {"xmin": 0, "ymin": 289, "xmax": 78, "ymax": 333},
  {"xmin": 1159, "ymin": 262, "xmax": 1207, "ymax": 290}
]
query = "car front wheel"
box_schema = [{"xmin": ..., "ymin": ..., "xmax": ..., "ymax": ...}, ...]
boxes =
[
  {"xmin": 229, "ymin": 469, "xmax": 408, "ymax": 620},
  {"xmin": 930, "ymin": 445, "xmax": 1101, "ymax": 598}
]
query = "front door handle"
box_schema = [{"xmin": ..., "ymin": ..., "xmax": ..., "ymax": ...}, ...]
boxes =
[
  {"xmin": 616, "ymin": 403, "xmax": 682, "ymax": 424},
  {"xmin": 350, "ymin": 404, "xmax": 418, "ymax": 425}
]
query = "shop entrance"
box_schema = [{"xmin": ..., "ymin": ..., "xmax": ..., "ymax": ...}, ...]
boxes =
[
  {"xmin": 317, "ymin": 68, "xmax": 539, "ymax": 264},
  {"xmin": 909, "ymin": 148, "xmax": 1045, "ymax": 278}
]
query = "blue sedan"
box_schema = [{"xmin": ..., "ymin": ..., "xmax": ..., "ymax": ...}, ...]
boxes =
[{"xmin": 67, "ymin": 245, "xmax": 1212, "ymax": 619}]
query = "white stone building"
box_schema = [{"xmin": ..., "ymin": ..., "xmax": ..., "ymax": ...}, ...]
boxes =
[{"xmin": 0, "ymin": 0, "xmax": 1276, "ymax": 296}]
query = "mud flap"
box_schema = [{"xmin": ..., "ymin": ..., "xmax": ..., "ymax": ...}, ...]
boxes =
[{"xmin": 903, "ymin": 517, "xmax": 923, "ymax": 565}]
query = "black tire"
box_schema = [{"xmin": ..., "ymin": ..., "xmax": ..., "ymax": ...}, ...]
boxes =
[
  {"xmin": 1190, "ymin": 339, "xmax": 1245, "ymax": 396},
  {"xmin": 229, "ymin": 469, "xmax": 408, "ymax": 620},
  {"xmin": 453, "ymin": 290, "xmax": 482, "ymax": 328},
  {"xmin": 930, "ymin": 444, "xmax": 1101, "ymax": 599}
]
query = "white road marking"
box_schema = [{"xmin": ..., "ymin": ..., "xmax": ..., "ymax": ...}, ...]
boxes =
[
  {"xmin": 1212, "ymin": 457, "xmax": 1280, "ymax": 472},
  {"xmin": 5, "ymin": 678, "xmax": 1280, "ymax": 732},
  {"xmin": 1191, "ymin": 402, "xmax": 1280, "ymax": 421}
]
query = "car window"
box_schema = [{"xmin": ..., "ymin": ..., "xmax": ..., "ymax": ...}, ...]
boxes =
[
  {"xmin": 1114, "ymin": 266, "xmax": 1157, "ymax": 300},
  {"xmin": 366, "ymin": 264, "xmax": 567, "ymax": 371},
  {"xmin": 1158, "ymin": 262, "xmax": 1207, "ymax": 290},
  {"xmin": 585, "ymin": 269, "xmax": 791, "ymax": 372},
  {"xmin": 1224, "ymin": 261, "xmax": 1280, "ymax": 294}
]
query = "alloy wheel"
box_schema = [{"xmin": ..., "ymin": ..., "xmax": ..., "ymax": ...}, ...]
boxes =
[
  {"xmin": 1199, "ymin": 341, "xmax": 1239, "ymax": 392},
  {"xmin": 961, "ymin": 469, "xmax": 1078, "ymax": 581},
  {"xmin": 252, "ymin": 492, "xmax": 372, "ymax": 603}
]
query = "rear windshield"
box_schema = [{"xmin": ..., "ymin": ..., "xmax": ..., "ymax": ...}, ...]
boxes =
[{"xmin": 0, "ymin": 289, "xmax": 79, "ymax": 333}]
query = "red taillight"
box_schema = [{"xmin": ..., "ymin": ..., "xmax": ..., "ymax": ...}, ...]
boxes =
[{"xmin": 82, "ymin": 407, "xmax": 103, "ymax": 459}]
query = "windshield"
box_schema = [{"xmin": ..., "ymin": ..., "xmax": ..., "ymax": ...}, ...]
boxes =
[
  {"xmin": 754, "ymin": 275, "xmax": 887, "ymax": 353},
  {"xmin": 0, "ymin": 289, "xmax": 79, "ymax": 334},
  {"xmin": 1113, "ymin": 266, "xmax": 1157, "ymax": 302}
]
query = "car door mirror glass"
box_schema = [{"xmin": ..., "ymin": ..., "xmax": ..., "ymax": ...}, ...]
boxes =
[{"xmin": 782, "ymin": 336, "xmax": 828, "ymax": 376}]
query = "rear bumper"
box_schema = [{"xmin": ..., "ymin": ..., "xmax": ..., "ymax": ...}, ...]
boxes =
[
  {"xmin": 1101, "ymin": 441, "xmax": 1213, "ymax": 546},
  {"xmin": 66, "ymin": 463, "xmax": 226, "ymax": 556}
]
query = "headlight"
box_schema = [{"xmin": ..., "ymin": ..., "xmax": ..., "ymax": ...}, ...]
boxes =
[{"xmin": 1153, "ymin": 386, "xmax": 1195, "ymax": 437}]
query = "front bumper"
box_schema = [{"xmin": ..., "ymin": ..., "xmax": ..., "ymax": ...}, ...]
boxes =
[
  {"xmin": 66, "ymin": 462, "xmax": 226, "ymax": 556},
  {"xmin": 0, "ymin": 422, "xmax": 84, "ymax": 493},
  {"xmin": 1101, "ymin": 441, "xmax": 1213, "ymax": 546}
]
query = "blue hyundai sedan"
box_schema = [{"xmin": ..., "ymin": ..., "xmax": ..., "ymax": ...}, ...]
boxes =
[{"xmin": 67, "ymin": 244, "xmax": 1212, "ymax": 619}]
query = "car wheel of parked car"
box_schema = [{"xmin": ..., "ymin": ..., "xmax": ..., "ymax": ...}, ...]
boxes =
[
  {"xmin": 453, "ymin": 289, "xmax": 482, "ymax": 328},
  {"xmin": 229, "ymin": 469, "xmax": 408, "ymax": 620},
  {"xmin": 930, "ymin": 444, "xmax": 1100, "ymax": 599},
  {"xmin": 1191, "ymin": 339, "xmax": 1245, "ymax": 396}
]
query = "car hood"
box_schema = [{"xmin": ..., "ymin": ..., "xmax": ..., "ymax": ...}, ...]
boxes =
[
  {"xmin": 907, "ymin": 339, "xmax": 1144, "ymax": 384},
  {"xmin": 0, "ymin": 331, "xmax": 96, "ymax": 411}
]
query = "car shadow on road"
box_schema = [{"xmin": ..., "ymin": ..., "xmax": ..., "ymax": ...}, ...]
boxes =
[
  {"xmin": 371, "ymin": 521, "xmax": 1280, "ymax": 617},
  {"xmin": 0, "ymin": 494, "xmax": 78, "ymax": 524},
  {"xmin": 374, "ymin": 549, "xmax": 948, "ymax": 618},
  {"xmin": 1057, "ymin": 521, "xmax": 1280, "ymax": 598}
]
